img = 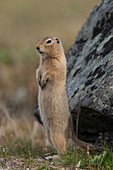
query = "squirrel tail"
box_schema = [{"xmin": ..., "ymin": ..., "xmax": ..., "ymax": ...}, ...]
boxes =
[
  {"xmin": 68, "ymin": 115, "xmax": 102, "ymax": 151},
  {"xmin": 72, "ymin": 133, "xmax": 103, "ymax": 152},
  {"xmin": 72, "ymin": 133, "xmax": 94, "ymax": 150}
]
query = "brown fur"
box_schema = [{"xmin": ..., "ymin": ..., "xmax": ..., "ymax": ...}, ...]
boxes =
[{"xmin": 36, "ymin": 36, "xmax": 91, "ymax": 154}]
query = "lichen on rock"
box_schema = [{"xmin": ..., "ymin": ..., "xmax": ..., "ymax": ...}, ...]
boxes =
[
  {"xmin": 66, "ymin": 0, "xmax": 113, "ymax": 143},
  {"xmin": 66, "ymin": 0, "xmax": 113, "ymax": 115}
]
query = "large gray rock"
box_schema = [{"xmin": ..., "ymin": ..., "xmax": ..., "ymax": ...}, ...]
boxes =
[
  {"xmin": 34, "ymin": 0, "xmax": 113, "ymax": 145},
  {"xmin": 66, "ymin": 0, "xmax": 113, "ymax": 143}
]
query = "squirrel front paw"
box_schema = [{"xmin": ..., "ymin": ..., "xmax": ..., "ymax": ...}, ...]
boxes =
[{"xmin": 39, "ymin": 77, "xmax": 49, "ymax": 90}]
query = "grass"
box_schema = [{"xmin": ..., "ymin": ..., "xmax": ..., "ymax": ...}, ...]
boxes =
[
  {"xmin": 0, "ymin": 104, "xmax": 113, "ymax": 169},
  {"xmin": 0, "ymin": 138, "xmax": 113, "ymax": 169}
]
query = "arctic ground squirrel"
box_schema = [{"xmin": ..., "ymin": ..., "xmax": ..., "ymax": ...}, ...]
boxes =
[{"xmin": 36, "ymin": 36, "xmax": 91, "ymax": 154}]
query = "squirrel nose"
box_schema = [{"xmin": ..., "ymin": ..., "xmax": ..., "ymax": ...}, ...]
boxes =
[{"xmin": 36, "ymin": 46, "xmax": 40, "ymax": 51}]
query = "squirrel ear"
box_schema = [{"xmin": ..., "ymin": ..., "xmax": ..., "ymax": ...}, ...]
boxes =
[{"xmin": 56, "ymin": 38, "xmax": 60, "ymax": 43}]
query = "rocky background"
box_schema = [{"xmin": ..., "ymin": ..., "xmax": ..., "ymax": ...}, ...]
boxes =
[
  {"xmin": 67, "ymin": 0, "xmax": 113, "ymax": 115},
  {"xmin": 67, "ymin": 0, "xmax": 113, "ymax": 145},
  {"xmin": 34, "ymin": 0, "xmax": 113, "ymax": 146}
]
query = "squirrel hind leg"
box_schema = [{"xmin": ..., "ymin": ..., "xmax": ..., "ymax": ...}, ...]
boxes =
[{"xmin": 50, "ymin": 129, "xmax": 67, "ymax": 155}]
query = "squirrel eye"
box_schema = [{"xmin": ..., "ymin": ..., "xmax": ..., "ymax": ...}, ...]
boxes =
[{"xmin": 46, "ymin": 39, "xmax": 52, "ymax": 44}]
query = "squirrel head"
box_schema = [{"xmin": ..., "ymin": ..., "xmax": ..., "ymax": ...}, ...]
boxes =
[{"xmin": 36, "ymin": 36, "xmax": 64, "ymax": 59}]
